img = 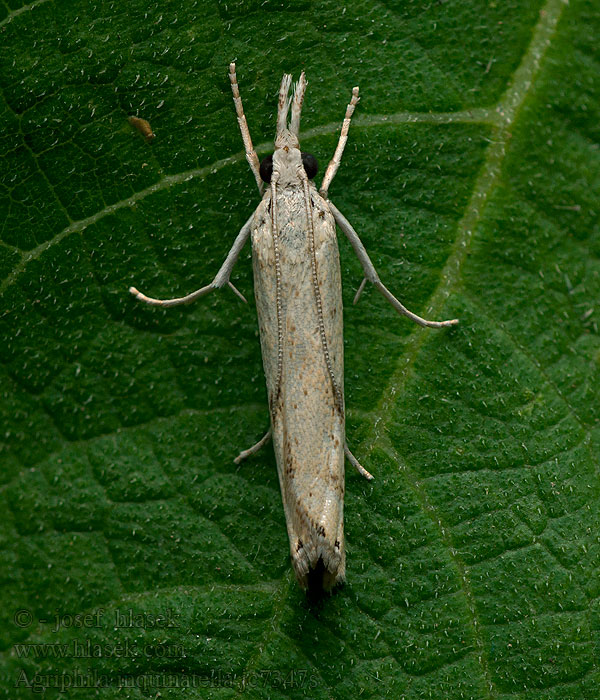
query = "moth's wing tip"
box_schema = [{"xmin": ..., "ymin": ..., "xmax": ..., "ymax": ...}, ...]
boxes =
[{"xmin": 295, "ymin": 555, "xmax": 345, "ymax": 597}]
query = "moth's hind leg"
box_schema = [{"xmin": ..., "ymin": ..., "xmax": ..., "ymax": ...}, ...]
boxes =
[
  {"xmin": 345, "ymin": 443, "xmax": 373, "ymax": 481},
  {"xmin": 233, "ymin": 428, "xmax": 272, "ymax": 464}
]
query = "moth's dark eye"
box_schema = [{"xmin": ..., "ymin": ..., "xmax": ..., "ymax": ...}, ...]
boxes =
[
  {"xmin": 301, "ymin": 152, "xmax": 318, "ymax": 179},
  {"xmin": 259, "ymin": 154, "xmax": 273, "ymax": 183}
]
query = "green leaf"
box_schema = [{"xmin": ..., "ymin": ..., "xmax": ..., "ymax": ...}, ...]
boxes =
[{"xmin": 1, "ymin": 0, "xmax": 599, "ymax": 697}]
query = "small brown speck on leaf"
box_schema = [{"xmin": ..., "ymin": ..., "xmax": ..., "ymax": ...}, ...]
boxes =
[{"xmin": 128, "ymin": 116, "xmax": 155, "ymax": 142}]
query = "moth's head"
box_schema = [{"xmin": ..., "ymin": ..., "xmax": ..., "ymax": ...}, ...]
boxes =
[{"xmin": 259, "ymin": 71, "xmax": 318, "ymax": 187}]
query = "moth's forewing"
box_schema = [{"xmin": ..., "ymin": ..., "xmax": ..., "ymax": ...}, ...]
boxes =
[{"xmin": 252, "ymin": 185, "xmax": 346, "ymax": 591}]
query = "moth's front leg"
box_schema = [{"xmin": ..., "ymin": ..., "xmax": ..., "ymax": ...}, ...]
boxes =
[
  {"xmin": 129, "ymin": 214, "xmax": 253, "ymax": 307},
  {"xmin": 329, "ymin": 202, "xmax": 458, "ymax": 329}
]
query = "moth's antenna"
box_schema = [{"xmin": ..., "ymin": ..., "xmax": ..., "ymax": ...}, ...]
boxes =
[
  {"xmin": 289, "ymin": 72, "xmax": 307, "ymax": 137},
  {"xmin": 229, "ymin": 63, "xmax": 262, "ymax": 193},
  {"xmin": 320, "ymin": 86, "xmax": 360, "ymax": 198}
]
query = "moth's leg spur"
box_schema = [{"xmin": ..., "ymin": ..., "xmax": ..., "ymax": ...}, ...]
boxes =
[
  {"xmin": 319, "ymin": 86, "xmax": 360, "ymax": 199},
  {"xmin": 229, "ymin": 63, "xmax": 263, "ymax": 194},
  {"xmin": 353, "ymin": 277, "xmax": 368, "ymax": 305},
  {"xmin": 234, "ymin": 429, "xmax": 272, "ymax": 464},
  {"xmin": 344, "ymin": 443, "xmax": 373, "ymax": 481},
  {"xmin": 329, "ymin": 203, "xmax": 458, "ymax": 328},
  {"xmin": 129, "ymin": 215, "xmax": 253, "ymax": 307}
]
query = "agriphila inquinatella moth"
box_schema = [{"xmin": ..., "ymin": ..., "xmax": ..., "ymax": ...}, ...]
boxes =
[{"xmin": 130, "ymin": 64, "xmax": 458, "ymax": 593}]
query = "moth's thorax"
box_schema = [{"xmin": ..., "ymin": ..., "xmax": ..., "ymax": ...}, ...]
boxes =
[{"xmin": 271, "ymin": 144, "xmax": 304, "ymax": 189}]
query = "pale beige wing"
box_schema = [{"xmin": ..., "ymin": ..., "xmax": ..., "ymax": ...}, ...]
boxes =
[{"xmin": 252, "ymin": 188, "xmax": 346, "ymax": 591}]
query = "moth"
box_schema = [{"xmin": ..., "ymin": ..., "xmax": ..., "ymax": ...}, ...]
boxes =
[{"xmin": 130, "ymin": 64, "xmax": 457, "ymax": 592}]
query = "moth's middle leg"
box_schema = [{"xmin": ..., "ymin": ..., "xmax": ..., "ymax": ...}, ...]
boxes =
[{"xmin": 233, "ymin": 428, "xmax": 272, "ymax": 464}]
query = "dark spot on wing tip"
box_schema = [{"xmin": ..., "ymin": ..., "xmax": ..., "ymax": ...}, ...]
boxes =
[
  {"xmin": 296, "ymin": 539, "xmax": 303, "ymax": 552},
  {"xmin": 316, "ymin": 525, "xmax": 326, "ymax": 537}
]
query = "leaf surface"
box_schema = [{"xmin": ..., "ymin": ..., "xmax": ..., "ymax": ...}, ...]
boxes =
[{"xmin": 1, "ymin": 0, "xmax": 599, "ymax": 698}]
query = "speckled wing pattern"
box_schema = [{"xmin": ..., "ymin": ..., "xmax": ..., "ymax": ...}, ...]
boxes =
[{"xmin": 252, "ymin": 184, "xmax": 345, "ymax": 591}]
